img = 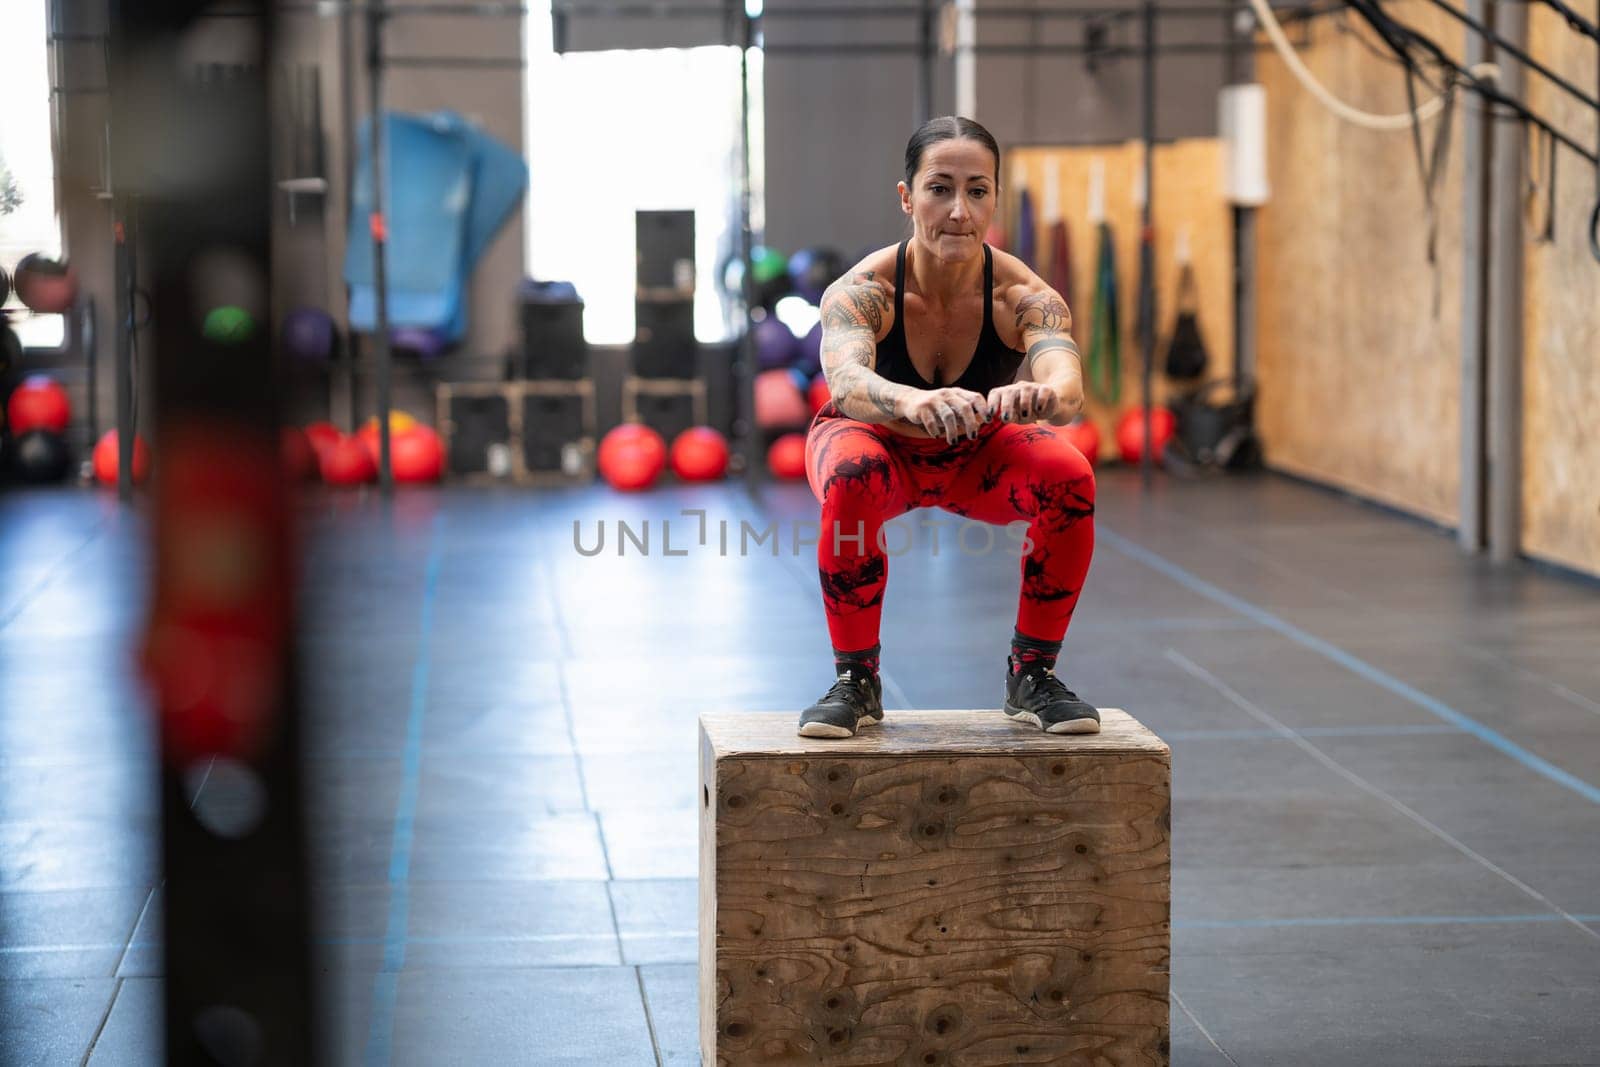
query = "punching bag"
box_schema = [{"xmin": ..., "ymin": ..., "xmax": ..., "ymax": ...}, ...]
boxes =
[{"xmin": 1162, "ymin": 261, "xmax": 1208, "ymax": 382}]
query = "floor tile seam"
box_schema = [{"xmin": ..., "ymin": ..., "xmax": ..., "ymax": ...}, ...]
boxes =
[
  {"xmin": 1165, "ymin": 649, "xmax": 1600, "ymax": 944},
  {"xmin": 0, "ymin": 521, "xmax": 109, "ymax": 635},
  {"xmin": 77, "ymin": 974, "xmax": 124, "ymax": 1067},
  {"xmin": 634, "ymin": 964, "xmax": 666, "ymax": 1067},
  {"xmin": 1098, "ymin": 525, "xmax": 1600, "ymax": 809},
  {"xmin": 1170, "ymin": 986, "xmax": 1238, "ymax": 1065}
]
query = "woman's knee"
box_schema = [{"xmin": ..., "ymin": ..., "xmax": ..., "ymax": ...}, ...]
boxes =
[
  {"xmin": 813, "ymin": 440, "xmax": 897, "ymax": 514},
  {"xmin": 1025, "ymin": 435, "xmax": 1096, "ymax": 525}
]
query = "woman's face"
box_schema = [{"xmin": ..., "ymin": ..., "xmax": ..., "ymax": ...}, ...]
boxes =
[{"xmin": 898, "ymin": 138, "xmax": 999, "ymax": 264}]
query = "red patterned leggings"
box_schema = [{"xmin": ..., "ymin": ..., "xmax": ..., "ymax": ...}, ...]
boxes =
[{"xmin": 803, "ymin": 403, "xmax": 1096, "ymax": 653}]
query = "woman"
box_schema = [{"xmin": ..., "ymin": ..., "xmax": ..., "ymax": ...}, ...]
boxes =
[{"xmin": 799, "ymin": 115, "xmax": 1098, "ymax": 739}]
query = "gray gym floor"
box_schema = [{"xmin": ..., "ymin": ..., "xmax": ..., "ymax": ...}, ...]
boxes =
[{"xmin": 3, "ymin": 468, "xmax": 1599, "ymax": 1065}]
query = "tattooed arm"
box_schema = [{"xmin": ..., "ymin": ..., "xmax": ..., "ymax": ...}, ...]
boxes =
[
  {"xmin": 989, "ymin": 283, "xmax": 1085, "ymax": 425},
  {"xmin": 817, "ymin": 272, "xmax": 912, "ymax": 426}
]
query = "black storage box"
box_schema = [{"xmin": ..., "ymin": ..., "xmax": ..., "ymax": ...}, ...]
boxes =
[
  {"xmin": 623, "ymin": 377, "xmax": 708, "ymax": 445},
  {"xmin": 442, "ymin": 388, "xmax": 512, "ymax": 476},
  {"xmin": 636, "ymin": 210, "xmax": 695, "ymax": 293},
  {"xmin": 520, "ymin": 280, "xmax": 587, "ymax": 379},
  {"xmin": 633, "ymin": 298, "xmax": 696, "ymax": 378},
  {"xmin": 522, "ymin": 389, "xmax": 593, "ymax": 473}
]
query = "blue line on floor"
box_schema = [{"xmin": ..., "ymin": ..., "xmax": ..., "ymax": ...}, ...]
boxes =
[
  {"xmin": 1162, "ymin": 724, "xmax": 1463, "ymax": 741},
  {"xmin": 1098, "ymin": 527, "xmax": 1600, "ymax": 808},
  {"xmin": 364, "ymin": 518, "xmax": 444, "ymax": 1067}
]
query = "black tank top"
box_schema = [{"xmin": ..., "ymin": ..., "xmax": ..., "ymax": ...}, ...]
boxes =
[{"xmin": 874, "ymin": 240, "xmax": 1024, "ymax": 395}]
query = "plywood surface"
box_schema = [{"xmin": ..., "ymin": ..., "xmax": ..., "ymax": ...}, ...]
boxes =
[
  {"xmin": 699, "ymin": 713, "xmax": 1171, "ymax": 1065},
  {"xmin": 1254, "ymin": 4, "xmax": 1465, "ymax": 525},
  {"xmin": 1521, "ymin": 0, "xmax": 1600, "ymax": 576},
  {"xmin": 701, "ymin": 708, "xmax": 1166, "ymax": 759},
  {"xmin": 1009, "ymin": 140, "xmax": 1235, "ymax": 448}
]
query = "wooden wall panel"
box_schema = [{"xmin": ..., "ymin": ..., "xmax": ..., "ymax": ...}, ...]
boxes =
[
  {"xmin": 1521, "ymin": 0, "xmax": 1600, "ymax": 576},
  {"xmin": 1253, "ymin": 4, "xmax": 1466, "ymax": 524},
  {"xmin": 1010, "ymin": 140, "xmax": 1233, "ymax": 446}
]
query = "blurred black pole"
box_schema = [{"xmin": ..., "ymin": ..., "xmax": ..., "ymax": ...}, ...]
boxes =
[
  {"xmin": 738, "ymin": 6, "xmax": 762, "ymax": 490},
  {"xmin": 916, "ymin": 0, "xmax": 934, "ymax": 126},
  {"xmin": 367, "ymin": 2, "xmax": 396, "ymax": 494},
  {"xmin": 1139, "ymin": 0, "xmax": 1157, "ymax": 490},
  {"xmin": 108, "ymin": 2, "xmax": 318, "ymax": 1062},
  {"xmin": 340, "ymin": 0, "xmax": 361, "ymax": 431}
]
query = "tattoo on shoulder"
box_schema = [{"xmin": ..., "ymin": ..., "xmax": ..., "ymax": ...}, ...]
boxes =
[
  {"xmin": 1015, "ymin": 292, "xmax": 1070, "ymax": 332},
  {"xmin": 822, "ymin": 283, "xmax": 889, "ymax": 334}
]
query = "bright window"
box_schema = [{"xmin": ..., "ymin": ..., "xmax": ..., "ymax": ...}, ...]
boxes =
[
  {"xmin": 525, "ymin": 3, "xmax": 762, "ymax": 345},
  {"xmin": 0, "ymin": 0, "xmax": 66, "ymax": 349}
]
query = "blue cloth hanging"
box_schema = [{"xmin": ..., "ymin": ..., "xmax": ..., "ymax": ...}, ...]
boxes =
[{"xmin": 344, "ymin": 110, "xmax": 529, "ymax": 343}]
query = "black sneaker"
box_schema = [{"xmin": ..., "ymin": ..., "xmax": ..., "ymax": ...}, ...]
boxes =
[
  {"xmin": 798, "ymin": 668, "xmax": 884, "ymax": 738},
  {"xmin": 1003, "ymin": 656, "xmax": 1101, "ymax": 734}
]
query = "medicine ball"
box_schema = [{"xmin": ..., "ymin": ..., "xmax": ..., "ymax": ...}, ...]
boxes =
[
  {"xmin": 598, "ymin": 423, "xmax": 666, "ymax": 492},
  {"xmin": 754, "ymin": 369, "xmax": 810, "ymax": 431},
  {"xmin": 283, "ymin": 307, "xmax": 338, "ymax": 362},
  {"xmin": 13, "ymin": 254, "xmax": 79, "ymax": 314},
  {"xmin": 7, "ymin": 375, "xmax": 72, "ymax": 435},
  {"xmin": 807, "ymin": 373, "xmax": 831, "ymax": 415},
  {"xmin": 93, "ymin": 430, "xmax": 152, "ymax": 486},
  {"xmin": 1062, "ymin": 419, "xmax": 1100, "ymax": 466},
  {"xmin": 203, "ymin": 305, "xmax": 255, "ymax": 345},
  {"xmin": 753, "ymin": 316, "xmax": 799, "ymax": 372},
  {"xmin": 357, "ymin": 411, "xmax": 419, "ymax": 462},
  {"xmin": 787, "ymin": 247, "xmax": 846, "ymax": 305},
  {"xmin": 320, "ymin": 434, "xmax": 376, "ymax": 487},
  {"xmin": 0, "ymin": 266, "xmax": 11, "ymax": 306},
  {"xmin": 391, "ymin": 425, "xmax": 445, "ymax": 484},
  {"xmin": 766, "ymin": 433, "xmax": 807, "ymax": 481},
  {"xmin": 1114, "ymin": 407, "xmax": 1177, "ymax": 465},
  {"xmin": 12, "ymin": 429, "xmax": 72, "ymax": 484},
  {"xmin": 669, "ymin": 427, "xmax": 729, "ymax": 482},
  {"xmin": 795, "ymin": 321, "xmax": 824, "ymax": 379}
]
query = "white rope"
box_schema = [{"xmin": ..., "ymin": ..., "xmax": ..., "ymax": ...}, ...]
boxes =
[{"xmin": 1247, "ymin": 0, "xmax": 1500, "ymax": 130}]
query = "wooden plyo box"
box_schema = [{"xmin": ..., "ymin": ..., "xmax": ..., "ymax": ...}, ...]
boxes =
[{"xmin": 699, "ymin": 710, "xmax": 1171, "ymax": 1066}]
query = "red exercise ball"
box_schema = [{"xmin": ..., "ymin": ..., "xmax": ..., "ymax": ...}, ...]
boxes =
[
  {"xmin": 320, "ymin": 434, "xmax": 377, "ymax": 487},
  {"xmin": 92, "ymin": 430, "xmax": 152, "ymax": 486},
  {"xmin": 13, "ymin": 254, "xmax": 79, "ymax": 315},
  {"xmin": 7, "ymin": 375, "xmax": 71, "ymax": 434},
  {"xmin": 754, "ymin": 368, "xmax": 810, "ymax": 430},
  {"xmin": 598, "ymin": 423, "xmax": 666, "ymax": 492},
  {"xmin": 670, "ymin": 427, "xmax": 729, "ymax": 482},
  {"xmin": 1115, "ymin": 407, "xmax": 1177, "ymax": 465},
  {"xmin": 1062, "ymin": 419, "xmax": 1100, "ymax": 466},
  {"xmin": 392, "ymin": 425, "xmax": 445, "ymax": 484},
  {"xmin": 807, "ymin": 373, "xmax": 832, "ymax": 414},
  {"xmin": 303, "ymin": 421, "xmax": 342, "ymax": 461},
  {"xmin": 281, "ymin": 426, "xmax": 318, "ymax": 481},
  {"xmin": 356, "ymin": 411, "xmax": 419, "ymax": 463},
  {"xmin": 767, "ymin": 432, "xmax": 807, "ymax": 480}
]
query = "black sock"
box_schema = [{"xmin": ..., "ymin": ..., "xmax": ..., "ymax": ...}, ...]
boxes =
[
  {"xmin": 1010, "ymin": 630, "xmax": 1061, "ymax": 674},
  {"xmin": 834, "ymin": 643, "xmax": 880, "ymax": 677}
]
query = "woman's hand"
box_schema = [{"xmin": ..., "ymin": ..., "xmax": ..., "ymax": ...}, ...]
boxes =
[
  {"xmin": 900, "ymin": 388, "xmax": 991, "ymax": 443},
  {"xmin": 986, "ymin": 382, "xmax": 1060, "ymax": 424}
]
